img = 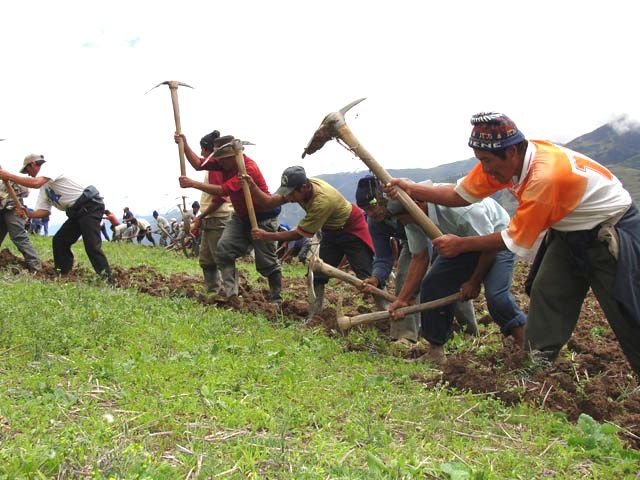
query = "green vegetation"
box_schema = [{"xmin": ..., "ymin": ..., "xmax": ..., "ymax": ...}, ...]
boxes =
[{"xmin": 0, "ymin": 237, "xmax": 638, "ymax": 478}]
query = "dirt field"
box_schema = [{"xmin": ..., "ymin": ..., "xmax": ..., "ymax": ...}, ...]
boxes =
[{"xmin": 2, "ymin": 249, "xmax": 638, "ymax": 448}]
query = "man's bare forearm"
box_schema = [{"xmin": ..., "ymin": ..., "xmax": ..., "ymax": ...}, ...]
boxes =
[
  {"xmin": 0, "ymin": 170, "xmax": 47, "ymax": 189},
  {"xmin": 406, "ymin": 183, "xmax": 469, "ymax": 207},
  {"xmin": 459, "ymin": 232, "xmax": 506, "ymax": 253}
]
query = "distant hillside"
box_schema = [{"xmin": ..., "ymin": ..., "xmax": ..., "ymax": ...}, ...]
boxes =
[
  {"xmin": 279, "ymin": 122, "xmax": 640, "ymax": 226},
  {"xmin": 565, "ymin": 123, "xmax": 640, "ymax": 207},
  {"xmin": 565, "ymin": 123, "xmax": 640, "ymax": 168}
]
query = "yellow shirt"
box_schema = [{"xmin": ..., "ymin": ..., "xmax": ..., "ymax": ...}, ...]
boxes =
[{"xmin": 296, "ymin": 178, "xmax": 352, "ymax": 237}]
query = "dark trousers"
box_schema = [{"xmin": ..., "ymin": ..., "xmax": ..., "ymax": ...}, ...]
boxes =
[
  {"xmin": 314, "ymin": 233, "xmax": 372, "ymax": 285},
  {"xmin": 528, "ymin": 231, "xmax": 640, "ymax": 376},
  {"xmin": 53, "ymin": 200, "xmax": 111, "ymax": 276},
  {"xmin": 420, "ymin": 250, "xmax": 525, "ymax": 345}
]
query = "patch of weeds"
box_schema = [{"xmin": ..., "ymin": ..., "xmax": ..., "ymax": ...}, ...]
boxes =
[
  {"xmin": 616, "ymin": 382, "xmax": 640, "ymax": 402},
  {"xmin": 516, "ymin": 349, "xmax": 553, "ymax": 378},
  {"xmin": 342, "ymin": 329, "xmax": 387, "ymax": 353},
  {"xmin": 590, "ymin": 325, "xmax": 605, "ymax": 338},
  {"xmin": 440, "ymin": 461, "xmax": 489, "ymax": 479},
  {"xmin": 568, "ymin": 413, "xmax": 640, "ymax": 466}
]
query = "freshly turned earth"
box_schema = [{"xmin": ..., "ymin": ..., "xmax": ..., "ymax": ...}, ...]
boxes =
[{"xmin": 2, "ymin": 249, "xmax": 638, "ymax": 448}]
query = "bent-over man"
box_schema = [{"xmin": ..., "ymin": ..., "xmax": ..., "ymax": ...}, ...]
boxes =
[{"xmin": 0, "ymin": 154, "xmax": 112, "ymax": 282}]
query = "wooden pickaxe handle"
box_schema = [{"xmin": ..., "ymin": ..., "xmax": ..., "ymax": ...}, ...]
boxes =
[
  {"xmin": 312, "ymin": 256, "xmax": 396, "ymax": 302},
  {"xmin": 233, "ymin": 140, "xmax": 258, "ymax": 230},
  {"xmin": 168, "ymin": 85, "xmax": 187, "ymax": 176},
  {"xmin": 337, "ymin": 292, "xmax": 461, "ymax": 331},
  {"xmin": 336, "ymin": 124, "xmax": 442, "ymax": 240},
  {"xmin": 3, "ymin": 180, "xmax": 26, "ymax": 217}
]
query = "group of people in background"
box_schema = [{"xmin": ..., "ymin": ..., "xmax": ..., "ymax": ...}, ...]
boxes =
[{"xmin": 0, "ymin": 111, "xmax": 638, "ymax": 376}]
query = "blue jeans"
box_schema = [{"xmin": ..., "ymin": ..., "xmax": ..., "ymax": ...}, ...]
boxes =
[{"xmin": 420, "ymin": 250, "xmax": 525, "ymax": 345}]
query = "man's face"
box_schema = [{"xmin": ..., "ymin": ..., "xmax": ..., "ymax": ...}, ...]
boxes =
[
  {"xmin": 201, "ymin": 147, "xmax": 212, "ymax": 158},
  {"xmin": 25, "ymin": 163, "xmax": 41, "ymax": 178},
  {"xmin": 284, "ymin": 184, "xmax": 307, "ymax": 203},
  {"xmin": 219, "ymin": 156, "xmax": 236, "ymax": 171},
  {"xmin": 363, "ymin": 204, "xmax": 386, "ymax": 222},
  {"xmin": 473, "ymin": 147, "xmax": 521, "ymax": 184}
]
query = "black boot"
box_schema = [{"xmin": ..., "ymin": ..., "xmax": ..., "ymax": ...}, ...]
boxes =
[
  {"xmin": 202, "ymin": 266, "xmax": 221, "ymax": 293},
  {"xmin": 268, "ymin": 270, "xmax": 282, "ymax": 304}
]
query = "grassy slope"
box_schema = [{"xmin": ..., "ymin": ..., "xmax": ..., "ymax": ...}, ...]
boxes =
[{"xmin": 0, "ymin": 237, "xmax": 638, "ymax": 479}]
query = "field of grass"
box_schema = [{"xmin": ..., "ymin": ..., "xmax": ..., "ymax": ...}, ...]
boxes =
[{"xmin": 0, "ymin": 237, "xmax": 638, "ymax": 478}]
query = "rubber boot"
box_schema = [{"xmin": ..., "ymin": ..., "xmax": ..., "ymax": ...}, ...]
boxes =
[
  {"xmin": 454, "ymin": 300, "xmax": 479, "ymax": 336},
  {"xmin": 220, "ymin": 264, "xmax": 239, "ymax": 298},
  {"xmin": 202, "ymin": 266, "xmax": 221, "ymax": 293},
  {"xmin": 267, "ymin": 270, "xmax": 282, "ymax": 304},
  {"xmin": 305, "ymin": 283, "xmax": 325, "ymax": 324}
]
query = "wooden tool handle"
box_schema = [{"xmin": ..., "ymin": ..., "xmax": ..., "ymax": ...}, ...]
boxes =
[
  {"xmin": 233, "ymin": 142, "xmax": 258, "ymax": 230},
  {"xmin": 336, "ymin": 124, "xmax": 442, "ymax": 239},
  {"xmin": 3, "ymin": 180, "xmax": 25, "ymax": 216},
  {"xmin": 169, "ymin": 86, "xmax": 187, "ymax": 176},
  {"xmin": 314, "ymin": 257, "xmax": 396, "ymax": 302},
  {"xmin": 339, "ymin": 292, "xmax": 461, "ymax": 330}
]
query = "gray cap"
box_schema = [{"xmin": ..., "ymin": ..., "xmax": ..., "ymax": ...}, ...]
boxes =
[{"xmin": 275, "ymin": 166, "xmax": 308, "ymax": 196}]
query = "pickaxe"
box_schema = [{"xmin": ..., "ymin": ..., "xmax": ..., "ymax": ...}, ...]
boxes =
[
  {"xmin": 146, "ymin": 80, "xmax": 194, "ymax": 176},
  {"xmin": 232, "ymin": 139, "xmax": 258, "ymax": 230},
  {"xmin": 336, "ymin": 292, "xmax": 461, "ymax": 331},
  {"xmin": 302, "ymin": 98, "xmax": 443, "ymax": 240},
  {"xmin": 305, "ymin": 247, "xmax": 396, "ymax": 304}
]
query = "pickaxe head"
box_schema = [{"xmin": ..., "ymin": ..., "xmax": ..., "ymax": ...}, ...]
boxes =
[
  {"xmin": 212, "ymin": 139, "xmax": 254, "ymax": 159},
  {"xmin": 145, "ymin": 80, "xmax": 194, "ymax": 94},
  {"xmin": 301, "ymin": 97, "xmax": 366, "ymax": 158},
  {"xmin": 306, "ymin": 255, "xmax": 317, "ymax": 304},
  {"xmin": 303, "ymin": 235, "xmax": 321, "ymax": 303}
]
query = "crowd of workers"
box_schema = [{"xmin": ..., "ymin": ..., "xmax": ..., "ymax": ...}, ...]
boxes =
[{"xmin": 0, "ymin": 112, "xmax": 638, "ymax": 376}]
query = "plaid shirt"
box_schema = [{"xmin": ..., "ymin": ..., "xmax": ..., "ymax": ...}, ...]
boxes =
[{"xmin": 0, "ymin": 180, "xmax": 28, "ymax": 210}]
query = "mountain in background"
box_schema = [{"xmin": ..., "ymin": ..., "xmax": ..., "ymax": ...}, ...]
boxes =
[{"xmin": 279, "ymin": 121, "xmax": 640, "ymax": 225}]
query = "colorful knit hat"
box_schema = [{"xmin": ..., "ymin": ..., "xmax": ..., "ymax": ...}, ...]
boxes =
[
  {"xmin": 355, "ymin": 175, "xmax": 384, "ymax": 208},
  {"xmin": 468, "ymin": 112, "xmax": 525, "ymax": 150}
]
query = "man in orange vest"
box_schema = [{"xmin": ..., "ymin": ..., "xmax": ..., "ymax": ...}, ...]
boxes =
[{"xmin": 388, "ymin": 112, "xmax": 640, "ymax": 376}]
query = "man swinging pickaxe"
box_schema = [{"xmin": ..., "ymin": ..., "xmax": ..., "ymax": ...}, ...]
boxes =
[{"xmin": 146, "ymin": 80, "xmax": 194, "ymax": 211}]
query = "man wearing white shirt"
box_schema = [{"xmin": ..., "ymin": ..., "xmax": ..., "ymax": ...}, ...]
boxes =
[
  {"xmin": 0, "ymin": 154, "xmax": 112, "ymax": 282},
  {"xmin": 132, "ymin": 217, "xmax": 156, "ymax": 246}
]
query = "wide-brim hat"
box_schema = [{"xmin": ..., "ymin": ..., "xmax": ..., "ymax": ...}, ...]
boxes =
[
  {"xmin": 212, "ymin": 135, "xmax": 238, "ymax": 159},
  {"xmin": 21, "ymin": 154, "xmax": 45, "ymax": 173}
]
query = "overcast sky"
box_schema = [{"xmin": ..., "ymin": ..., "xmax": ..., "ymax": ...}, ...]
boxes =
[{"xmin": 1, "ymin": 0, "xmax": 638, "ymax": 225}]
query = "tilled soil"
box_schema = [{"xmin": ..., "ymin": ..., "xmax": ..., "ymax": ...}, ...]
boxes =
[{"xmin": 2, "ymin": 249, "xmax": 639, "ymax": 448}]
